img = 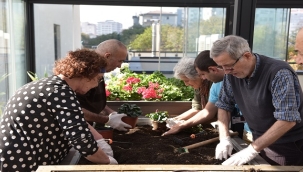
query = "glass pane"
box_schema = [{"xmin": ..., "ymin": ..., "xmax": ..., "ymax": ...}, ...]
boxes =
[
  {"xmin": 184, "ymin": 7, "xmax": 226, "ymax": 58},
  {"xmin": 0, "ymin": 0, "xmax": 26, "ymax": 117},
  {"xmin": 34, "ymin": 4, "xmax": 81, "ymax": 78},
  {"xmin": 288, "ymin": 9, "xmax": 303, "ymax": 71},
  {"xmin": 253, "ymin": 8, "xmax": 303, "ymax": 71},
  {"xmin": 80, "ymin": 5, "xmax": 226, "ymax": 77},
  {"xmin": 253, "ymin": 8, "xmax": 290, "ymax": 61}
]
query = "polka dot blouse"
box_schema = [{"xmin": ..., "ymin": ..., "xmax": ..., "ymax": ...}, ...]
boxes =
[{"xmin": 0, "ymin": 76, "xmax": 99, "ymax": 172}]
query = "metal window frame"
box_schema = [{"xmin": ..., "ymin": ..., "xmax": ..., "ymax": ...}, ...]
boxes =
[{"xmin": 23, "ymin": 0, "xmax": 303, "ymax": 82}]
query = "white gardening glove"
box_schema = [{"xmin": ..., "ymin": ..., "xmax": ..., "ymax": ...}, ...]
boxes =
[
  {"xmin": 96, "ymin": 139, "xmax": 114, "ymax": 157},
  {"xmin": 166, "ymin": 118, "xmax": 185, "ymax": 128},
  {"xmin": 105, "ymin": 112, "xmax": 131, "ymax": 131},
  {"xmin": 108, "ymin": 155, "xmax": 118, "ymax": 164},
  {"xmin": 222, "ymin": 144, "xmax": 259, "ymax": 166},
  {"xmin": 215, "ymin": 136, "xmax": 233, "ymax": 160}
]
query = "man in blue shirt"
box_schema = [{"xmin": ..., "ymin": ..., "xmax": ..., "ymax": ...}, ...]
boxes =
[
  {"xmin": 211, "ymin": 35, "xmax": 303, "ymax": 166},
  {"xmin": 163, "ymin": 50, "xmax": 249, "ymax": 139}
]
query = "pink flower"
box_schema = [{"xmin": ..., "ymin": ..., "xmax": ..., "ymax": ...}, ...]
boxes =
[
  {"xmin": 149, "ymin": 82, "xmax": 160, "ymax": 89},
  {"xmin": 105, "ymin": 90, "xmax": 111, "ymax": 97},
  {"xmin": 123, "ymin": 85, "xmax": 133, "ymax": 91},
  {"xmin": 142, "ymin": 87, "xmax": 161, "ymax": 99},
  {"xmin": 137, "ymin": 87, "xmax": 146, "ymax": 94},
  {"xmin": 126, "ymin": 77, "xmax": 141, "ymax": 84}
]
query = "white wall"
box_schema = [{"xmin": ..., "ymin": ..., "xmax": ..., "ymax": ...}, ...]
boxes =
[{"xmin": 34, "ymin": 4, "xmax": 81, "ymax": 77}]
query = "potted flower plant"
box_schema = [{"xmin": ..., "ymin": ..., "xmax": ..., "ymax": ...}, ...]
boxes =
[
  {"xmin": 145, "ymin": 110, "xmax": 169, "ymax": 131},
  {"xmin": 118, "ymin": 103, "xmax": 142, "ymax": 129}
]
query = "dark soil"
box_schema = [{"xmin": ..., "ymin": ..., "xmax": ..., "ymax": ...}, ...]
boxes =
[{"xmin": 78, "ymin": 123, "xmax": 225, "ymax": 165}]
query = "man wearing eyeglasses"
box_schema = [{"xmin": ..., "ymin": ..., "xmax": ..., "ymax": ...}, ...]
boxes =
[
  {"xmin": 295, "ymin": 27, "xmax": 303, "ymax": 65},
  {"xmin": 212, "ymin": 35, "xmax": 303, "ymax": 166}
]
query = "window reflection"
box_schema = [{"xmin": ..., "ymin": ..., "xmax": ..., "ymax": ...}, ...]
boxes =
[
  {"xmin": 253, "ymin": 8, "xmax": 303, "ymax": 71},
  {"xmin": 80, "ymin": 6, "xmax": 226, "ymax": 76},
  {"xmin": 0, "ymin": 0, "xmax": 26, "ymax": 118}
]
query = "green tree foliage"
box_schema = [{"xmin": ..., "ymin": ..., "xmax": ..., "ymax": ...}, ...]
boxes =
[
  {"xmin": 187, "ymin": 16, "xmax": 225, "ymax": 52},
  {"xmin": 129, "ymin": 25, "xmax": 184, "ymax": 51},
  {"xmin": 120, "ymin": 25, "xmax": 145, "ymax": 46},
  {"xmin": 81, "ymin": 25, "xmax": 145, "ymax": 48},
  {"xmin": 253, "ymin": 24, "xmax": 287, "ymax": 60},
  {"xmin": 129, "ymin": 27, "xmax": 152, "ymax": 51},
  {"xmin": 199, "ymin": 16, "xmax": 225, "ymax": 35},
  {"xmin": 160, "ymin": 25, "xmax": 184, "ymax": 51}
]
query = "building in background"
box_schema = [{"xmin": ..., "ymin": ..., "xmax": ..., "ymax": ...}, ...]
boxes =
[
  {"xmin": 81, "ymin": 22, "xmax": 97, "ymax": 38},
  {"xmin": 34, "ymin": 4, "xmax": 81, "ymax": 78},
  {"xmin": 132, "ymin": 16, "xmax": 140, "ymax": 26},
  {"xmin": 96, "ymin": 20, "xmax": 122, "ymax": 35},
  {"xmin": 138, "ymin": 11, "xmax": 177, "ymax": 27}
]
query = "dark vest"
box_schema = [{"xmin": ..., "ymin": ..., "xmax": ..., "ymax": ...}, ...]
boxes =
[
  {"xmin": 76, "ymin": 78, "xmax": 107, "ymax": 114},
  {"xmin": 229, "ymin": 54, "xmax": 303, "ymax": 143}
]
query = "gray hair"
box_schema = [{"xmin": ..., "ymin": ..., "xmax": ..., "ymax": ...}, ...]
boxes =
[
  {"xmin": 173, "ymin": 57, "xmax": 198, "ymax": 80},
  {"xmin": 210, "ymin": 35, "xmax": 251, "ymax": 60},
  {"xmin": 95, "ymin": 39, "xmax": 127, "ymax": 55}
]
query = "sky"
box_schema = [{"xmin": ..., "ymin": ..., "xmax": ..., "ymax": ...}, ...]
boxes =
[{"xmin": 80, "ymin": 5, "xmax": 178, "ymax": 29}]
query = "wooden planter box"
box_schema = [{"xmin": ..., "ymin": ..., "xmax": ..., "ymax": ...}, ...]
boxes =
[
  {"xmin": 37, "ymin": 164, "xmax": 303, "ymax": 172},
  {"xmin": 106, "ymin": 101, "xmax": 192, "ymax": 117}
]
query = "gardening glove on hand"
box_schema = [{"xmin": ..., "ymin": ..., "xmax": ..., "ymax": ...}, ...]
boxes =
[
  {"xmin": 222, "ymin": 144, "xmax": 259, "ymax": 166},
  {"xmin": 96, "ymin": 139, "xmax": 114, "ymax": 157},
  {"xmin": 105, "ymin": 112, "xmax": 131, "ymax": 131},
  {"xmin": 108, "ymin": 155, "xmax": 118, "ymax": 164},
  {"xmin": 215, "ymin": 136, "xmax": 233, "ymax": 160},
  {"xmin": 166, "ymin": 118, "xmax": 185, "ymax": 128}
]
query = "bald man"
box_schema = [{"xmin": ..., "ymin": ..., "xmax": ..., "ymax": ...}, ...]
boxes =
[
  {"xmin": 76, "ymin": 39, "xmax": 132, "ymax": 131},
  {"xmin": 295, "ymin": 27, "xmax": 303, "ymax": 65}
]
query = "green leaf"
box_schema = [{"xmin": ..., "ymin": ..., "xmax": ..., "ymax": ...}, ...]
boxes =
[{"xmin": 27, "ymin": 71, "xmax": 39, "ymax": 81}]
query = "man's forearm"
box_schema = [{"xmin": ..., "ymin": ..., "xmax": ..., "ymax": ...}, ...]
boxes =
[
  {"xmin": 82, "ymin": 108, "xmax": 109, "ymax": 124},
  {"xmin": 252, "ymin": 120, "xmax": 296, "ymax": 152},
  {"xmin": 217, "ymin": 108, "xmax": 231, "ymax": 139},
  {"xmin": 181, "ymin": 102, "xmax": 217, "ymax": 129}
]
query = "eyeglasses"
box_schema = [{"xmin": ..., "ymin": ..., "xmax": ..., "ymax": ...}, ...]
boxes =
[{"xmin": 216, "ymin": 54, "xmax": 243, "ymax": 71}]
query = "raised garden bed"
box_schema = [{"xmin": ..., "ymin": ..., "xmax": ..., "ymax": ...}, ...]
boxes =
[
  {"xmin": 39, "ymin": 118, "xmax": 303, "ymax": 172},
  {"xmin": 78, "ymin": 123, "xmax": 222, "ymax": 165}
]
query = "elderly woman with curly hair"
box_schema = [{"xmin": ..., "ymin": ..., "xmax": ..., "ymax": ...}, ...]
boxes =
[
  {"xmin": 0, "ymin": 49, "xmax": 117, "ymax": 172},
  {"xmin": 162, "ymin": 57, "xmax": 214, "ymax": 136}
]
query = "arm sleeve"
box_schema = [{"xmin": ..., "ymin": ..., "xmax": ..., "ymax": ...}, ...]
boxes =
[
  {"xmin": 271, "ymin": 69, "xmax": 301, "ymax": 122},
  {"xmin": 215, "ymin": 75, "xmax": 236, "ymax": 112},
  {"xmin": 191, "ymin": 89, "xmax": 202, "ymax": 110},
  {"xmin": 47, "ymin": 87, "xmax": 99, "ymax": 157},
  {"xmin": 208, "ymin": 82, "xmax": 223, "ymax": 104}
]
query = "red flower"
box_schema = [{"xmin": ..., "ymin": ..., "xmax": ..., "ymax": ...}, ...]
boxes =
[
  {"xmin": 123, "ymin": 85, "xmax": 133, "ymax": 91},
  {"xmin": 105, "ymin": 90, "xmax": 111, "ymax": 97},
  {"xmin": 126, "ymin": 77, "xmax": 140, "ymax": 84},
  {"xmin": 137, "ymin": 87, "xmax": 146, "ymax": 94},
  {"xmin": 142, "ymin": 87, "xmax": 161, "ymax": 99},
  {"xmin": 149, "ymin": 82, "xmax": 159, "ymax": 89}
]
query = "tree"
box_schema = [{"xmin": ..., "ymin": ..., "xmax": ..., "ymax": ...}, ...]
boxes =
[
  {"xmin": 129, "ymin": 27, "xmax": 152, "ymax": 51},
  {"xmin": 129, "ymin": 25, "xmax": 184, "ymax": 51},
  {"xmin": 120, "ymin": 25, "xmax": 145, "ymax": 46},
  {"xmin": 160, "ymin": 25, "xmax": 184, "ymax": 51},
  {"xmin": 81, "ymin": 25, "xmax": 145, "ymax": 49}
]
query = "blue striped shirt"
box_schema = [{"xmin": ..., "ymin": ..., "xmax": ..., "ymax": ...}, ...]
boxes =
[{"xmin": 216, "ymin": 54, "xmax": 302, "ymax": 122}]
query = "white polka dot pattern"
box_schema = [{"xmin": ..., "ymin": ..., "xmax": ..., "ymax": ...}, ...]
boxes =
[{"xmin": 0, "ymin": 76, "xmax": 98, "ymax": 171}]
